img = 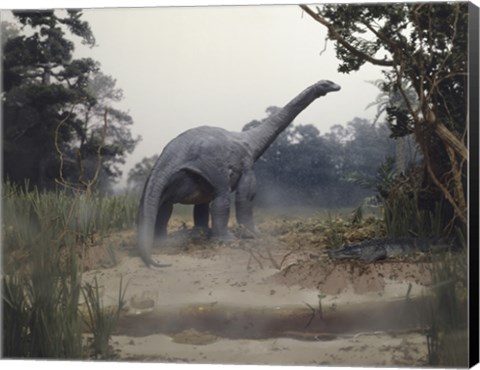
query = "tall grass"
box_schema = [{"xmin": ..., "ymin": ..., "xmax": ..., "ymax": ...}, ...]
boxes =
[
  {"xmin": 2, "ymin": 182, "xmax": 135, "ymax": 358},
  {"xmin": 383, "ymin": 192, "xmax": 445, "ymax": 238},
  {"xmin": 379, "ymin": 187, "xmax": 468, "ymax": 367},
  {"xmin": 424, "ymin": 230, "xmax": 468, "ymax": 367},
  {"xmin": 81, "ymin": 276, "xmax": 127, "ymax": 359},
  {"xmin": 3, "ymin": 181, "xmax": 138, "ymax": 270},
  {"xmin": 347, "ymin": 160, "xmax": 468, "ymax": 366},
  {"xmin": 323, "ymin": 213, "xmax": 347, "ymax": 249}
]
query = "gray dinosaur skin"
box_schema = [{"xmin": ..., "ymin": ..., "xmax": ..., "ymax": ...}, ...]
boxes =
[{"xmin": 138, "ymin": 80, "xmax": 341, "ymax": 267}]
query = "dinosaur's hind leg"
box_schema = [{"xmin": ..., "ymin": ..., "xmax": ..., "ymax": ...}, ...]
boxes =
[
  {"xmin": 235, "ymin": 169, "xmax": 259, "ymax": 237},
  {"xmin": 154, "ymin": 202, "xmax": 173, "ymax": 239}
]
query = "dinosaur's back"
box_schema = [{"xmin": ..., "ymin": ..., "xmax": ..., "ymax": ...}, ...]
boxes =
[{"xmin": 160, "ymin": 126, "xmax": 252, "ymax": 175}]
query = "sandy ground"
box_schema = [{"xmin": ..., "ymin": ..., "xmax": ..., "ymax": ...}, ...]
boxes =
[{"xmin": 80, "ymin": 217, "xmax": 434, "ymax": 366}]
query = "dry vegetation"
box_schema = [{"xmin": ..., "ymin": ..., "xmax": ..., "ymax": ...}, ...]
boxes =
[{"xmin": 1, "ymin": 187, "xmax": 468, "ymax": 365}]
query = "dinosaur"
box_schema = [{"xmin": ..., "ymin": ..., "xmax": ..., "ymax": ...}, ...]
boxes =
[
  {"xmin": 137, "ymin": 80, "xmax": 341, "ymax": 267},
  {"xmin": 328, "ymin": 237, "xmax": 456, "ymax": 262}
]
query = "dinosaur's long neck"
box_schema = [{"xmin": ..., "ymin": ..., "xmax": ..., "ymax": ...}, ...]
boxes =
[{"xmin": 243, "ymin": 84, "xmax": 319, "ymax": 160}]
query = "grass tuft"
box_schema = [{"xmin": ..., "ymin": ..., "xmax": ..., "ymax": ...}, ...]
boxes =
[{"xmin": 81, "ymin": 276, "xmax": 128, "ymax": 359}]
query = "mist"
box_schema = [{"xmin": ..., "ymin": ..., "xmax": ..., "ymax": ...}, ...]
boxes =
[{"xmin": 69, "ymin": 5, "xmax": 385, "ymax": 187}]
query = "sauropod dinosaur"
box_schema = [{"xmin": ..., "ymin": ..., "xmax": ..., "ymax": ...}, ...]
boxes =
[{"xmin": 138, "ymin": 80, "xmax": 341, "ymax": 267}]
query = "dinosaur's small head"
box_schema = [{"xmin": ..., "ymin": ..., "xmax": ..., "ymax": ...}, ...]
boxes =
[{"xmin": 313, "ymin": 80, "xmax": 341, "ymax": 97}]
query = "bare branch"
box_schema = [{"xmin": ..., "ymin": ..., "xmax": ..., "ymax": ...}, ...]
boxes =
[
  {"xmin": 54, "ymin": 104, "xmax": 77, "ymax": 188},
  {"xmin": 79, "ymin": 108, "xmax": 109, "ymax": 193},
  {"xmin": 319, "ymin": 36, "xmax": 329, "ymax": 56}
]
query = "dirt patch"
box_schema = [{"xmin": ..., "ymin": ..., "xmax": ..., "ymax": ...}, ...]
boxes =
[
  {"xmin": 80, "ymin": 214, "xmax": 435, "ymax": 366},
  {"xmin": 269, "ymin": 259, "xmax": 433, "ymax": 294},
  {"xmin": 113, "ymin": 331, "xmax": 428, "ymax": 366},
  {"xmin": 171, "ymin": 328, "xmax": 218, "ymax": 345}
]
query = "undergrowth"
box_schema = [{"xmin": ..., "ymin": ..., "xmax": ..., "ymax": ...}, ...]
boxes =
[
  {"xmin": 1, "ymin": 179, "xmax": 469, "ymax": 365},
  {"xmin": 424, "ymin": 230, "xmax": 468, "ymax": 367},
  {"xmin": 1, "ymin": 182, "xmax": 133, "ymax": 359},
  {"xmin": 81, "ymin": 276, "xmax": 128, "ymax": 359},
  {"xmin": 350, "ymin": 166, "xmax": 468, "ymax": 367}
]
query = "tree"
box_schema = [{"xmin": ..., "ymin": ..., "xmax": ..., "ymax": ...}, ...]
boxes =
[
  {"xmin": 1, "ymin": 21, "xmax": 20, "ymax": 48},
  {"xmin": 243, "ymin": 108, "xmax": 337, "ymax": 206},
  {"xmin": 242, "ymin": 109, "xmax": 394, "ymax": 207},
  {"xmin": 3, "ymin": 10, "xmax": 97, "ymax": 188},
  {"xmin": 340, "ymin": 118, "xmax": 395, "ymax": 176},
  {"xmin": 2, "ymin": 11, "xmax": 139, "ymax": 191},
  {"xmin": 300, "ymin": 3, "xmax": 469, "ymax": 229},
  {"xmin": 127, "ymin": 154, "xmax": 159, "ymax": 191},
  {"xmin": 69, "ymin": 72, "xmax": 140, "ymax": 191}
]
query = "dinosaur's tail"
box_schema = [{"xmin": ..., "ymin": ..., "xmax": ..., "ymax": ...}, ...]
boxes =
[{"xmin": 137, "ymin": 172, "xmax": 172, "ymax": 268}]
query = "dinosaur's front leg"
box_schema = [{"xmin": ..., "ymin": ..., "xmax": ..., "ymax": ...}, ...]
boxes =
[
  {"xmin": 235, "ymin": 201, "xmax": 259, "ymax": 237},
  {"xmin": 210, "ymin": 192, "xmax": 234, "ymax": 240},
  {"xmin": 235, "ymin": 170, "xmax": 259, "ymax": 237}
]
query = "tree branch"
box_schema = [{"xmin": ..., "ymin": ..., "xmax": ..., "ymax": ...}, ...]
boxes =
[
  {"xmin": 360, "ymin": 20, "xmax": 397, "ymax": 52},
  {"xmin": 433, "ymin": 121, "xmax": 468, "ymax": 162},
  {"xmin": 299, "ymin": 4, "xmax": 394, "ymax": 67},
  {"xmin": 424, "ymin": 148, "xmax": 467, "ymax": 224},
  {"xmin": 78, "ymin": 108, "xmax": 109, "ymax": 193},
  {"xmin": 445, "ymin": 144, "xmax": 467, "ymax": 220},
  {"xmin": 54, "ymin": 104, "xmax": 80, "ymax": 191}
]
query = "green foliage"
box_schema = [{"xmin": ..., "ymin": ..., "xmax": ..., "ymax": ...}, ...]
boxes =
[
  {"xmin": 2, "ymin": 194, "xmax": 84, "ymax": 359},
  {"xmin": 302, "ymin": 2, "xmax": 469, "ymax": 228},
  {"xmin": 2, "ymin": 182, "xmax": 134, "ymax": 358},
  {"xmin": 2, "ymin": 11, "xmax": 139, "ymax": 191},
  {"xmin": 2, "ymin": 180, "xmax": 138, "ymax": 248},
  {"xmin": 323, "ymin": 214, "xmax": 347, "ymax": 249},
  {"xmin": 346, "ymin": 157, "xmax": 448, "ymax": 238},
  {"xmin": 383, "ymin": 193, "xmax": 445, "ymax": 238},
  {"xmin": 2, "ymin": 275, "xmax": 31, "ymax": 357},
  {"xmin": 243, "ymin": 111, "xmax": 395, "ymax": 208},
  {"xmin": 127, "ymin": 154, "xmax": 159, "ymax": 191},
  {"xmin": 2, "ymin": 265, "xmax": 84, "ymax": 358},
  {"xmin": 345, "ymin": 157, "xmax": 397, "ymax": 199},
  {"xmin": 74, "ymin": 72, "xmax": 140, "ymax": 186},
  {"xmin": 2, "ymin": 181, "xmax": 138, "ymax": 271}
]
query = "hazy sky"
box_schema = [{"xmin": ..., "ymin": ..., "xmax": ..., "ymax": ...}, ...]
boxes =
[
  {"xmin": 3, "ymin": 3, "xmax": 389, "ymax": 186},
  {"xmin": 74, "ymin": 5, "xmax": 388, "ymax": 185}
]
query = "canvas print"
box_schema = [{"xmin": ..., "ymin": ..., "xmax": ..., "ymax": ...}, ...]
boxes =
[{"xmin": 1, "ymin": 2, "xmax": 478, "ymax": 367}]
